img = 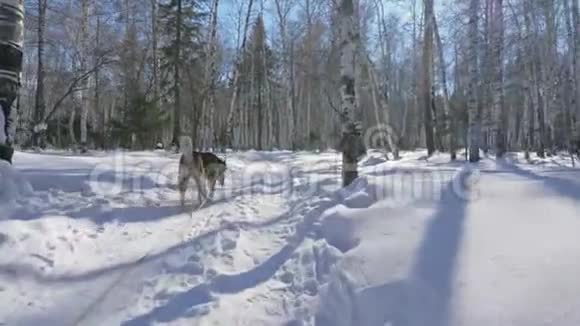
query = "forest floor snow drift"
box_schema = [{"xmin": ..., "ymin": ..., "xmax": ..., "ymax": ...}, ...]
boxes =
[{"xmin": 1, "ymin": 149, "xmax": 580, "ymax": 326}]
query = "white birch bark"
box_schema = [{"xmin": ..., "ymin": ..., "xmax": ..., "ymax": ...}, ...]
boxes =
[
  {"xmin": 225, "ymin": 0, "xmax": 254, "ymax": 149},
  {"xmin": 491, "ymin": 0, "xmax": 506, "ymax": 156},
  {"xmin": 433, "ymin": 15, "xmax": 454, "ymax": 159},
  {"xmin": 338, "ymin": 0, "xmax": 365, "ymax": 187},
  {"xmin": 365, "ymin": 55, "xmax": 399, "ymax": 159},
  {"xmin": 468, "ymin": 0, "xmax": 481, "ymax": 162},
  {"xmin": 79, "ymin": 0, "xmax": 90, "ymax": 152},
  {"xmin": 421, "ymin": 0, "xmax": 435, "ymax": 156},
  {"xmin": 274, "ymin": 0, "xmax": 295, "ymax": 149},
  {"xmin": 201, "ymin": 0, "xmax": 219, "ymax": 150}
]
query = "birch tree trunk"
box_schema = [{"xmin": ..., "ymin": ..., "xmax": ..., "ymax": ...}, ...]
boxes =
[
  {"xmin": 539, "ymin": 1, "xmax": 556, "ymax": 156},
  {"xmin": 69, "ymin": 102, "xmax": 77, "ymax": 146},
  {"xmin": 491, "ymin": 0, "xmax": 506, "ymax": 156},
  {"xmin": 201, "ymin": 0, "xmax": 219, "ymax": 150},
  {"xmin": 171, "ymin": 0, "xmax": 183, "ymax": 149},
  {"xmin": 365, "ymin": 55, "xmax": 399, "ymax": 159},
  {"xmin": 421, "ymin": 0, "xmax": 435, "ymax": 156},
  {"xmin": 408, "ymin": 0, "xmax": 418, "ymax": 148},
  {"xmin": 571, "ymin": 0, "xmax": 580, "ymax": 153},
  {"xmin": 150, "ymin": 0, "xmax": 160, "ymax": 122},
  {"xmin": 33, "ymin": 0, "xmax": 47, "ymax": 148},
  {"xmin": 95, "ymin": 8, "xmax": 102, "ymax": 148},
  {"xmin": 263, "ymin": 29, "xmax": 273, "ymax": 149},
  {"xmin": 564, "ymin": 0, "xmax": 579, "ymax": 157},
  {"xmin": 468, "ymin": 0, "xmax": 481, "ymax": 162},
  {"xmin": 523, "ymin": 0, "xmax": 546, "ymax": 158},
  {"xmin": 433, "ymin": 15, "xmax": 455, "ymax": 160},
  {"xmin": 225, "ymin": 0, "xmax": 254, "ymax": 149},
  {"xmin": 79, "ymin": 0, "xmax": 90, "ymax": 153},
  {"xmin": 79, "ymin": 0, "xmax": 89, "ymax": 153},
  {"xmin": 338, "ymin": 0, "xmax": 366, "ymax": 187},
  {"xmin": 305, "ymin": 0, "xmax": 312, "ymax": 144},
  {"xmin": 274, "ymin": 0, "xmax": 296, "ymax": 149},
  {"xmin": 289, "ymin": 40, "xmax": 297, "ymax": 148}
]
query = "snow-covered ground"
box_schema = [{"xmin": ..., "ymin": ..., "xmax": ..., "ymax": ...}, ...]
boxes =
[{"xmin": 1, "ymin": 149, "xmax": 580, "ymax": 326}]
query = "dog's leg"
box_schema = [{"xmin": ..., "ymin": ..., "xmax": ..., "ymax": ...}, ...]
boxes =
[
  {"xmin": 178, "ymin": 170, "xmax": 190, "ymax": 208},
  {"xmin": 208, "ymin": 177, "xmax": 217, "ymax": 199},
  {"xmin": 192, "ymin": 173, "xmax": 208, "ymax": 209}
]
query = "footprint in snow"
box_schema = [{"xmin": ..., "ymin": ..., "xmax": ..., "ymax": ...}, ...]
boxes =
[
  {"xmin": 57, "ymin": 236, "xmax": 74, "ymax": 252},
  {"xmin": 0, "ymin": 233, "xmax": 8, "ymax": 246},
  {"xmin": 220, "ymin": 227, "xmax": 240, "ymax": 251},
  {"xmin": 45, "ymin": 241, "xmax": 56, "ymax": 251},
  {"xmin": 30, "ymin": 254, "xmax": 54, "ymax": 268}
]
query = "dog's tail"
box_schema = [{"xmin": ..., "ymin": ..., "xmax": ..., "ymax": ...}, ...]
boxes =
[{"xmin": 179, "ymin": 135, "xmax": 194, "ymax": 160}]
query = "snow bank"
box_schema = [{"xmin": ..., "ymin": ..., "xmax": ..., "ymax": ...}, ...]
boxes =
[
  {"xmin": 0, "ymin": 161, "xmax": 33, "ymax": 216},
  {"xmin": 5, "ymin": 149, "xmax": 580, "ymax": 325},
  {"xmin": 318, "ymin": 205, "xmax": 361, "ymax": 253}
]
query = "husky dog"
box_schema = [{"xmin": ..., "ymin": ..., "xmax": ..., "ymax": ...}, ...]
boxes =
[{"xmin": 178, "ymin": 136, "xmax": 226, "ymax": 208}]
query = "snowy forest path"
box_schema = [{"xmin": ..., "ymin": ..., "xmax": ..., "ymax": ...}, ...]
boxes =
[{"xmin": 0, "ymin": 150, "xmax": 344, "ymax": 325}]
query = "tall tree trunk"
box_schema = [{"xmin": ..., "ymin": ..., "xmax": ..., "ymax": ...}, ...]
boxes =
[
  {"xmin": 491, "ymin": 0, "xmax": 506, "ymax": 156},
  {"xmin": 95, "ymin": 8, "xmax": 103, "ymax": 149},
  {"xmin": 565, "ymin": 0, "xmax": 579, "ymax": 156},
  {"xmin": 225, "ymin": 0, "xmax": 254, "ymax": 149},
  {"xmin": 366, "ymin": 55, "xmax": 399, "ymax": 159},
  {"xmin": 405, "ymin": 0, "xmax": 418, "ymax": 148},
  {"xmin": 33, "ymin": 0, "xmax": 47, "ymax": 148},
  {"xmin": 79, "ymin": 0, "xmax": 90, "ymax": 153},
  {"xmin": 201, "ymin": 0, "xmax": 219, "ymax": 150},
  {"xmin": 338, "ymin": 0, "xmax": 365, "ymax": 187},
  {"xmin": 571, "ymin": 0, "xmax": 580, "ymax": 158},
  {"xmin": 433, "ymin": 14, "xmax": 455, "ymax": 160},
  {"xmin": 422, "ymin": 0, "xmax": 435, "ymax": 156},
  {"xmin": 171, "ymin": 0, "xmax": 183, "ymax": 149},
  {"xmin": 524, "ymin": 0, "xmax": 546, "ymax": 157},
  {"xmin": 573, "ymin": 0, "xmax": 580, "ymax": 124},
  {"xmin": 69, "ymin": 102, "xmax": 77, "ymax": 146},
  {"xmin": 289, "ymin": 40, "xmax": 297, "ymax": 149},
  {"xmin": 150, "ymin": 0, "xmax": 160, "ymax": 143},
  {"xmin": 305, "ymin": 0, "xmax": 312, "ymax": 145},
  {"xmin": 468, "ymin": 0, "xmax": 481, "ymax": 162},
  {"xmin": 274, "ymin": 0, "xmax": 297, "ymax": 149},
  {"xmin": 257, "ymin": 73, "xmax": 263, "ymax": 150},
  {"xmin": 263, "ymin": 27, "xmax": 273, "ymax": 150}
]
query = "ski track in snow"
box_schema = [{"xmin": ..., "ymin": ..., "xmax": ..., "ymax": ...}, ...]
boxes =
[{"xmin": 1, "ymin": 150, "xmax": 580, "ymax": 325}]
